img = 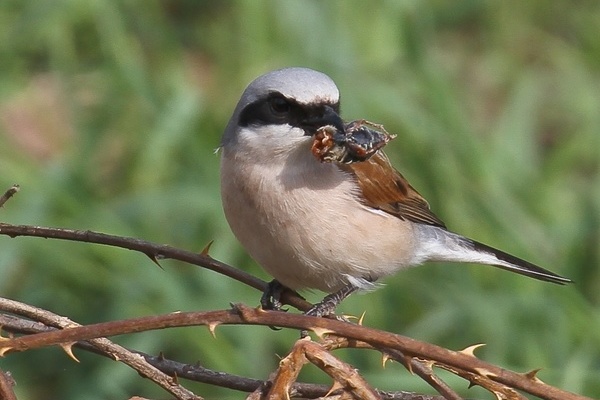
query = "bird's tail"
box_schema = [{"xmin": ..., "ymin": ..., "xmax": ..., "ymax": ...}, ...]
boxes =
[
  {"xmin": 416, "ymin": 226, "xmax": 572, "ymax": 285},
  {"xmin": 468, "ymin": 239, "xmax": 572, "ymax": 285}
]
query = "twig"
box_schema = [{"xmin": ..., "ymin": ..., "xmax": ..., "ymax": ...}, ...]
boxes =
[
  {"xmin": 0, "ymin": 313, "xmax": 442, "ymax": 400},
  {"xmin": 301, "ymin": 340, "xmax": 380, "ymax": 400},
  {"xmin": 382, "ymin": 348, "xmax": 462, "ymax": 400},
  {"xmin": 0, "ymin": 369, "xmax": 17, "ymax": 400},
  {"xmin": 0, "ymin": 298, "xmax": 200, "ymax": 400},
  {"xmin": 321, "ymin": 336, "xmax": 462, "ymax": 400},
  {"xmin": 0, "ymin": 185, "xmax": 19, "ymax": 208},
  {"xmin": 0, "ymin": 222, "xmax": 311, "ymax": 312},
  {"xmin": 321, "ymin": 335, "xmax": 461, "ymax": 400},
  {"xmin": 258, "ymin": 338, "xmax": 309, "ymax": 399},
  {"xmin": 0, "ymin": 303, "xmax": 590, "ymax": 400},
  {"xmin": 253, "ymin": 337, "xmax": 382, "ymax": 399}
]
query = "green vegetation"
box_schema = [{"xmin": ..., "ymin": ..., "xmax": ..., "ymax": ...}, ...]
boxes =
[{"xmin": 1, "ymin": 1, "xmax": 598, "ymax": 398}]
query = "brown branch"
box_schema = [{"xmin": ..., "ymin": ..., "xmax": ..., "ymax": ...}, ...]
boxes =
[
  {"xmin": 301, "ymin": 340, "xmax": 380, "ymax": 400},
  {"xmin": 434, "ymin": 361, "xmax": 528, "ymax": 400},
  {"xmin": 150, "ymin": 352, "xmax": 435, "ymax": 400},
  {"xmin": 234, "ymin": 305, "xmax": 589, "ymax": 400},
  {"xmin": 0, "ymin": 192, "xmax": 588, "ymax": 399},
  {"xmin": 0, "ymin": 185, "xmax": 19, "ymax": 208},
  {"xmin": 0, "ymin": 369, "xmax": 17, "ymax": 400},
  {"xmin": 0, "ymin": 298, "xmax": 200, "ymax": 400},
  {"xmin": 379, "ymin": 349, "xmax": 462, "ymax": 400},
  {"xmin": 0, "ymin": 303, "xmax": 590, "ymax": 400},
  {"xmin": 251, "ymin": 338, "xmax": 380, "ymax": 399},
  {"xmin": 140, "ymin": 350, "xmax": 449, "ymax": 400},
  {"xmin": 0, "ymin": 222, "xmax": 311, "ymax": 312},
  {"xmin": 321, "ymin": 336, "xmax": 462, "ymax": 400},
  {"xmin": 257, "ymin": 339, "xmax": 308, "ymax": 399},
  {"xmin": 0, "ymin": 313, "xmax": 442, "ymax": 400}
]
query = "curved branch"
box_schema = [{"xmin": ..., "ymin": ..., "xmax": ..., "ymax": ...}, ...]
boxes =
[
  {"xmin": 0, "ymin": 313, "xmax": 442, "ymax": 400},
  {"xmin": 0, "ymin": 369, "xmax": 16, "ymax": 400},
  {"xmin": 0, "ymin": 302, "xmax": 589, "ymax": 400},
  {"xmin": 0, "ymin": 221, "xmax": 463, "ymax": 399},
  {"xmin": 0, "ymin": 298, "xmax": 200, "ymax": 400},
  {"xmin": 0, "ymin": 222, "xmax": 311, "ymax": 312},
  {"xmin": 0, "ymin": 191, "xmax": 588, "ymax": 400}
]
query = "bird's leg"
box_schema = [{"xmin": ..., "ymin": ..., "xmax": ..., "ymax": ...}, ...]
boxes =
[
  {"xmin": 260, "ymin": 279, "xmax": 286, "ymax": 311},
  {"xmin": 299, "ymin": 284, "xmax": 358, "ymax": 338},
  {"xmin": 305, "ymin": 284, "xmax": 358, "ymax": 318}
]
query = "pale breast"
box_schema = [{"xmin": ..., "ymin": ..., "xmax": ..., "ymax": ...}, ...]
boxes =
[{"xmin": 220, "ymin": 144, "xmax": 418, "ymax": 292}]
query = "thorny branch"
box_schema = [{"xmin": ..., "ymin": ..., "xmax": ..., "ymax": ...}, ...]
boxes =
[
  {"xmin": 0, "ymin": 298, "xmax": 200, "ymax": 400},
  {"xmin": 0, "ymin": 302, "xmax": 590, "ymax": 400},
  {"xmin": 0, "ymin": 186, "xmax": 591, "ymax": 400},
  {"xmin": 0, "ymin": 222, "xmax": 311, "ymax": 313},
  {"xmin": 0, "ymin": 368, "xmax": 17, "ymax": 400},
  {"xmin": 0, "ymin": 304, "xmax": 443, "ymax": 400}
]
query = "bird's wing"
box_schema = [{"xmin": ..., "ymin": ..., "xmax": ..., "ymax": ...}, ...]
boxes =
[
  {"xmin": 338, "ymin": 152, "xmax": 573, "ymax": 285},
  {"xmin": 338, "ymin": 151, "xmax": 447, "ymax": 228}
]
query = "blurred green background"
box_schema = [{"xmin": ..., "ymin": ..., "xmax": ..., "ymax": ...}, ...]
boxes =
[{"xmin": 1, "ymin": 1, "xmax": 599, "ymax": 399}]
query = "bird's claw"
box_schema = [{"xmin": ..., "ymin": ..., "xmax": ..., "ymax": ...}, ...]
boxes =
[{"xmin": 260, "ymin": 280, "xmax": 286, "ymax": 311}]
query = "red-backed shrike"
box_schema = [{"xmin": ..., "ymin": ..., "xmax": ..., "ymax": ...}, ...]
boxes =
[{"xmin": 219, "ymin": 67, "xmax": 571, "ymax": 316}]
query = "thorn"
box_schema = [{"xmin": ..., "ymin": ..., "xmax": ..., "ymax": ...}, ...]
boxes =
[
  {"xmin": 340, "ymin": 313, "xmax": 358, "ymax": 321},
  {"xmin": 60, "ymin": 342, "xmax": 80, "ymax": 362},
  {"xmin": 401, "ymin": 354, "xmax": 415, "ymax": 374},
  {"xmin": 254, "ymin": 304, "xmax": 267, "ymax": 313},
  {"xmin": 0, "ymin": 332, "xmax": 13, "ymax": 354},
  {"xmin": 324, "ymin": 381, "xmax": 344, "ymax": 397},
  {"xmin": 158, "ymin": 351, "xmax": 165, "ymax": 361},
  {"xmin": 208, "ymin": 322, "xmax": 219, "ymax": 338},
  {"xmin": 200, "ymin": 240, "xmax": 214, "ymax": 256},
  {"xmin": 459, "ymin": 343, "xmax": 486, "ymax": 357},
  {"xmin": 524, "ymin": 368, "xmax": 544, "ymax": 383},
  {"xmin": 311, "ymin": 327, "xmax": 335, "ymax": 338},
  {"xmin": 357, "ymin": 310, "xmax": 366, "ymax": 326},
  {"xmin": 0, "ymin": 346, "xmax": 13, "ymax": 357},
  {"xmin": 145, "ymin": 253, "xmax": 164, "ymax": 269},
  {"xmin": 338, "ymin": 311, "xmax": 364, "ymax": 323},
  {"xmin": 172, "ymin": 371, "xmax": 179, "ymax": 385},
  {"xmin": 381, "ymin": 353, "xmax": 391, "ymax": 368}
]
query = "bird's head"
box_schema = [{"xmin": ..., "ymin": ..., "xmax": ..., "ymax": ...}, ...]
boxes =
[{"xmin": 221, "ymin": 67, "xmax": 344, "ymax": 158}]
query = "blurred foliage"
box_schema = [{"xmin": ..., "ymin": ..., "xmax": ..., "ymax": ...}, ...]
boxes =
[{"xmin": 0, "ymin": 0, "xmax": 599, "ymax": 398}]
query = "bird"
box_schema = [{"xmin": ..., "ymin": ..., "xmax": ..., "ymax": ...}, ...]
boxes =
[{"xmin": 219, "ymin": 67, "xmax": 571, "ymax": 317}]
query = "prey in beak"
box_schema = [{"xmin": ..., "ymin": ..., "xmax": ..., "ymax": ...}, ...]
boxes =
[{"xmin": 311, "ymin": 119, "xmax": 396, "ymax": 164}]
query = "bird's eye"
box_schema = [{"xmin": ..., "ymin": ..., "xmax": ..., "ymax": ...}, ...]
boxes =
[{"xmin": 269, "ymin": 97, "xmax": 292, "ymax": 115}]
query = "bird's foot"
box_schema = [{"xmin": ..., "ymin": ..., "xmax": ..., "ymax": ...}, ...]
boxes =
[
  {"xmin": 261, "ymin": 280, "xmax": 292, "ymax": 331},
  {"xmin": 305, "ymin": 284, "xmax": 358, "ymax": 317},
  {"xmin": 301, "ymin": 284, "xmax": 358, "ymax": 337},
  {"xmin": 260, "ymin": 280, "xmax": 287, "ymax": 311}
]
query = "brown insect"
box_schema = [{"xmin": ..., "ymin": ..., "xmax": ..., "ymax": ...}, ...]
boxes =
[{"xmin": 311, "ymin": 119, "xmax": 396, "ymax": 164}]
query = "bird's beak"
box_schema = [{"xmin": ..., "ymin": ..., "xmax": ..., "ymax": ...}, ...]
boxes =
[{"xmin": 301, "ymin": 106, "xmax": 345, "ymax": 137}]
